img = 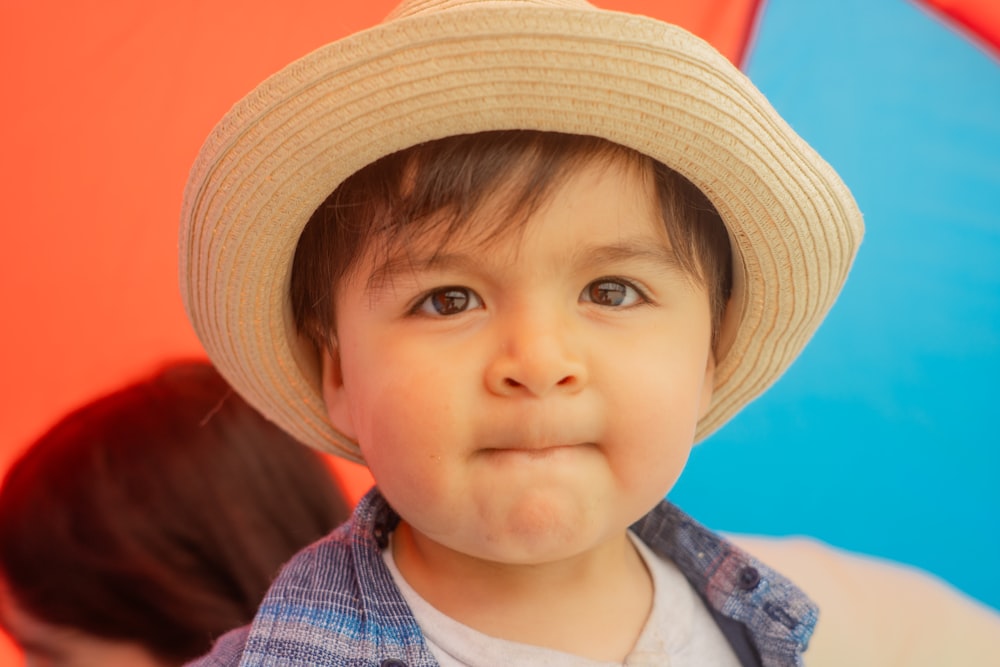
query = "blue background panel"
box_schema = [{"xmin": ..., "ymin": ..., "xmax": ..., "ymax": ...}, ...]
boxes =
[{"xmin": 670, "ymin": 0, "xmax": 1000, "ymax": 611}]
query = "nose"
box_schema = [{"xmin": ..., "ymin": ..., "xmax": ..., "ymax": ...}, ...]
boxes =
[{"xmin": 485, "ymin": 309, "xmax": 588, "ymax": 397}]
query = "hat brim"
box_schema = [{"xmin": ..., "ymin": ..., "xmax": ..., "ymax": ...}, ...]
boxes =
[{"xmin": 180, "ymin": 5, "xmax": 863, "ymax": 462}]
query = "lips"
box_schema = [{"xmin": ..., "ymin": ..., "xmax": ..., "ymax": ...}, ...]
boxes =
[
  {"xmin": 478, "ymin": 442, "xmax": 596, "ymax": 461},
  {"xmin": 477, "ymin": 410, "xmax": 598, "ymax": 457},
  {"xmin": 479, "ymin": 431, "xmax": 588, "ymax": 453}
]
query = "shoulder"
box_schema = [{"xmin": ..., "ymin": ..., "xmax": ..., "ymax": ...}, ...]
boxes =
[
  {"xmin": 728, "ymin": 534, "xmax": 1000, "ymax": 667},
  {"xmin": 187, "ymin": 492, "xmax": 431, "ymax": 666},
  {"xmin": 184, "ymin": 626, "xmax": 250, "ymax": 666},
  {"xmin": 185, "ymin": 522, "xmax": 366, "ymax": 665},
  {"xmin": 266, "ymin": 520, "xmax": 359, "ymax": 593}
]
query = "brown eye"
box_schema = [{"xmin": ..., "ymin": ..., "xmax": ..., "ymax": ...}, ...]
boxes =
[
  {"xmin": 581, "ymin": 278, "xmax": 644, "ymax": 307},
  {"xmin": 417, "ymin": 287, "xmax": 482, "ymax": 316},
  {"xmin": 586, "ymin": 280, "xmax": 627, "ymax": 306}
]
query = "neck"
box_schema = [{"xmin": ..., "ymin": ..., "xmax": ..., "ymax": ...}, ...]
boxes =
[{"xmin": 392, "ymin": 521, "xmax": 653, "ymax": 661}]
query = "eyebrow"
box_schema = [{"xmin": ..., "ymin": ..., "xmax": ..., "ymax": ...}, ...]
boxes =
[
  {"xmin": 365, "ymin": 251, "xmax": 478, "ymax": 293},
  {"xmin": 575, "ymin": 240, "xmax": 683, "ymax": 273},
  {"xmin": 364, "ymin": 238, "xmax": 683, "ymax": 294}
]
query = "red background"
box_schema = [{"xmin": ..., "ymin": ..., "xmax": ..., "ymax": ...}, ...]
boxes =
[{"xmin": 0, "ymin": 2, "xmax": 757, "ymax": 663}]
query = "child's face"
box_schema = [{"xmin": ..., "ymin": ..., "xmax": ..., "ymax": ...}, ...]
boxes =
[{"xmin": 323, "ymin": 155, "xmax": 715, "ymax": 566}]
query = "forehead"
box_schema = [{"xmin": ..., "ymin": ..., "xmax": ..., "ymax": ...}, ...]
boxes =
[
  {"xmin": 356, "ymin": 152, "xmax": 666, "ymax": 285},
  {"xmin": 385, "ymin": 148, "xmax": 654, "ymax": 247}
]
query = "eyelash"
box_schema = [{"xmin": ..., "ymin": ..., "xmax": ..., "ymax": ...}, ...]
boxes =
[{"xmin": 410, "ymin": 277, "xmax": 651, "ymax": 317}]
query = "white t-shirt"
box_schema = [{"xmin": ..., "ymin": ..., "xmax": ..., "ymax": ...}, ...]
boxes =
[{"xmin": 382, "ymin": 532, "xmax": 741, "ymax": 666}]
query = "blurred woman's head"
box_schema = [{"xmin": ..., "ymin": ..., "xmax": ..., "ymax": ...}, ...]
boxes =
[{"xmin": 0, "ymin": 360, "xmax": 351, "ymax": 666}]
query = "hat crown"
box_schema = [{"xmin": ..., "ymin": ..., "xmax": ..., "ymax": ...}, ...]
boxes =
[{"xmin": 385, "ymin": 0, "xmax": 595, "ymax": 22}]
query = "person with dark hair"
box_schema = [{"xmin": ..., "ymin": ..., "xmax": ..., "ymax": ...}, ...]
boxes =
[{"xmin": 0, "ymin": 360, "xmax": 351, "ymax": 667}]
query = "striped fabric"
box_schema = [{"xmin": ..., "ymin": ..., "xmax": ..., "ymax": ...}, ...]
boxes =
[{"xmin": 188, "ymin": 489, "xmax": 817, "ymax": 667}]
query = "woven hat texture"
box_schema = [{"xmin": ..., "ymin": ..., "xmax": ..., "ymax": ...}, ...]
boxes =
[{"xmin": 180, "ymin": 0, "xmax": 864, "ymax": 461}]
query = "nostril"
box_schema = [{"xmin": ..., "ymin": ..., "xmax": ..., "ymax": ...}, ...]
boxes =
[
  {"xmin": 505, "ymin": 378, "xmax": 522, "ymax": 388},
  {"xmin": 557, "ymin": 375, "xmax": 575, "ymax": 386}
]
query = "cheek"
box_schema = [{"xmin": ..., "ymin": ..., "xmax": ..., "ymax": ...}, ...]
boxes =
[
  {"xmin": 611, "ymin": 396, "xmax": 694, "ymax": 486},
  {"xmin": 612, "ymin": 342, "xmax": 711, "ymax": 421},
  {"xmin": 348, "ymin": 355, "xmax": 460, "ymax": 447},
  {"xmin": 601, "ymin": 347, "xmax": 706, "ymax": 484},
  {"xmin": 346, "ymin": 360, "xmax": 467, "ymax": 507}
]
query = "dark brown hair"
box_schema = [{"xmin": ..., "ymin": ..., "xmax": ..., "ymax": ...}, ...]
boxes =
[
  {"xmin": 0, "ymin": 360, "xmax": 350, "ymax": 664},
  {"xmin": 292, "ymin": 130, "xmax": 732, "ymax": 354}
]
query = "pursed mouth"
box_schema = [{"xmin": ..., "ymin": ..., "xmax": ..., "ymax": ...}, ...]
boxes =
[{"xmin": 477, "ymin": 442, "xmax": 595, "ymax": 460}]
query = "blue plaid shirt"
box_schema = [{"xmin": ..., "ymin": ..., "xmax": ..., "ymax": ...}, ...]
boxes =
[{"xmin": 189, "ymin": 489, "xmax": 817, "ymax": 667}]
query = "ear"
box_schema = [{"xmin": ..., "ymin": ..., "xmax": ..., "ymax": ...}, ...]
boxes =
[
  {"xmin": 697, "ymin": 350, "xmax": 716, "ymax": 419},
  {"xmin": 321, "ymin": 340, "xmax": 358, "ymax": 441}
]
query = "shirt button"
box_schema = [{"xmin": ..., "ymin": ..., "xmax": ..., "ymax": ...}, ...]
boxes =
[
  {"xmin": 380, "ymin": 660, "xmax": 408, "ymax": 667},
  {"xmin": 737, "ymin": 566, "xmax": 761, "ymax": 591}
]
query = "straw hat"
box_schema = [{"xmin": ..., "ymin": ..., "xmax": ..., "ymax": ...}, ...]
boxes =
[{"xmin": 180, "ymin": 0, "xmax": 864, "ymax": 462}]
